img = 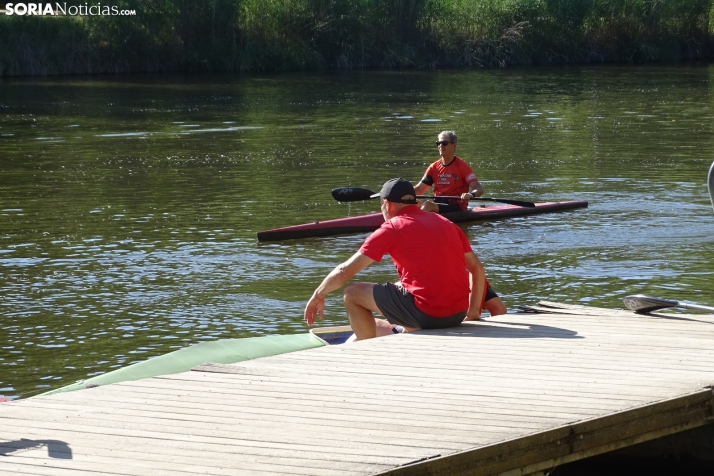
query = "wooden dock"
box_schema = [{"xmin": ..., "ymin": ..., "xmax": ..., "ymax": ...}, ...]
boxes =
[{"xmin": 2, "ymin": 302, "xmax": 714, "ymax": 475}]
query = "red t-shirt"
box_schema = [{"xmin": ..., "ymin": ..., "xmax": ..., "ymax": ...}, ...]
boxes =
[
  {"xmin": 359, "ymin": 206, "xmax": 472, "ymax": 317},
  {"xmin": 420, "ymin": 156, "xmax": 478, "ymax": 210}
]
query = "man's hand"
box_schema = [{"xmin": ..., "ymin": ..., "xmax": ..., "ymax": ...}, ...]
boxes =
[
  {"xmin": 464, "ymin": 307, "xmax": 481, "ymax": 321},
  {"xmin": 304, "ymin": 293, "xmax": 326, "ymax": 326},
  {"xmin": 460, "ymin": 192, "xmax": 474, "ymax": 201},
  {"xmin": 303, "ymin": 252, "xmax": 375, "ymax": 327}
]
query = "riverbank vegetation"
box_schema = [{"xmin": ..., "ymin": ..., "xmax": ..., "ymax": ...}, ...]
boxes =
[{"xmin": 1, "ymin": 0, "xmax": 713, "ymax": 76}]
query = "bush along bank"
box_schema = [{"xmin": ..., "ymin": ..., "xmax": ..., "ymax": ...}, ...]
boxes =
[{"xmin": 1, "ymin": 0, "xmax": 713, "ymax": 76}]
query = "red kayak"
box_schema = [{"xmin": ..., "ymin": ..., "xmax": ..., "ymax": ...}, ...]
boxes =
[{"xmin": 257, "ymin": 200, "xmax": 588, "ymax": 241}]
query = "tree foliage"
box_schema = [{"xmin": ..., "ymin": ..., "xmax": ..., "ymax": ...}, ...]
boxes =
[{"xmin": 1, "ymin": 0, "xmax": 712, "ymax": 76}]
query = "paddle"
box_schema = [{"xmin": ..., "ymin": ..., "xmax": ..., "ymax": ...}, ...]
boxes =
[
  {"xmin": 707, "ymin": 162, "xmax": 714, "ymax": 212},
  {"xmin": 622, "ymin": 294, "xmax": 714, "ymax": 314},
  {"xmin": 331, "ymin": 187, "xmax": 536, "ymax": 207}
]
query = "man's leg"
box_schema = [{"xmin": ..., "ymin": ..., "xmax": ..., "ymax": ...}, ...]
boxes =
[
  {"xmin": 484, "ymin": 297, "xmax": 507, "ymax": 316},
  {"xmin": 343, "ymin": 283, "xmax": 408, "ymax": 340}
]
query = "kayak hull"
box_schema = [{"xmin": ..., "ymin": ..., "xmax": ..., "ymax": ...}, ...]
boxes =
[
  {"xmin": 257, "ymin": 200, "xmax": 588, "ymax": 241},
  {"xmin": 310, "ymin": 325, "xmax": 354, "ymax": 345},
  {"xmin": 37, "ymin": 333, "xmax": 326, "ymax": 396}
]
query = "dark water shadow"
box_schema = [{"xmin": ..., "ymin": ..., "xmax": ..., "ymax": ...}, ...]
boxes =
[
  {"xmin": 419, "ymin": 320, "xmax": 583, "ymax": 339},
  {"xmin": 0, "ymin": 438, "xmax": 73, "ymax": 459}
]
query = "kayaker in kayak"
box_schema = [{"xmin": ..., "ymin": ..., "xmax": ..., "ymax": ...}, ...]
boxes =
[
  {"xmin": 413, "ymin": 130, "xmax": 507, "ymax": 318},
  {"xmin": 304, "ymin": 178, "xmax": 493, "ymax": 340},
  {"xmin": 414, "ymin": 130, "xmax": 483, "ymax": 213}
]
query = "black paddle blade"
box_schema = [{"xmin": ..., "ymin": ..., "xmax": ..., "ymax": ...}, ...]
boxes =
[
  {"xmin": 622, "ymin": 294, "xmax": 677, "ymax": 313},
  {"xmin": 331, "ymin": 187, "xmax": 377, "ymax": 202}
]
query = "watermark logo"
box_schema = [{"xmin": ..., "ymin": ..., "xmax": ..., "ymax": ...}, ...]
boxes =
[{"xmin": 3, "ymin": 3, "xmax": 136, "ymax": 16}]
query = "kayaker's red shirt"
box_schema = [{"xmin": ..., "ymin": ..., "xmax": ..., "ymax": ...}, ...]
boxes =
[
  {"xmin": 359, "ymin": 206, "xmax": 472, "ymax": 317},
  {"xmin": 420, "ymin": 156, "xmax": 478, "ymax": 210}
]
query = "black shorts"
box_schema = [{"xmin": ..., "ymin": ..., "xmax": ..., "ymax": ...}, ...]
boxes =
[
  {"xmin": 372, "ymin": 282, "xmax": 466, "ymax": 330},
  {"xmin": 485, "ymin": 284, "xmax": 498, "ymax": 302}
]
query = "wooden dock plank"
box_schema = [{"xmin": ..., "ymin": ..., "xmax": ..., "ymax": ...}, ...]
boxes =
[
  {"xmin": 21, "ymin": 391, "xmax": 606, "ymax": 423},
  {"xmin": 2, "ymin": 450, "xmax": 356, "ymax": 476},
  {"xmin": 0, "ymin": 420, "xmax": 414, "ymax": 464},
  {"xmin": 0, "ymin": 426, "xmax": 402, "ymax": 468},
  {"xmin": 0, "ymin": 406, "xmax": 488, "ymax": 447},
  {"xmin": 0, "ymin": 417, "xmax": 453, "ymax": 457},
  {"xmin": 377, "ymin": 390, "xmax": 714, "ymax": 476},
  {"xmin": 2, "ymin": 304, "xmax": 714, "ymax": 475},
  {"xmin": 4, "ymin": 399, "xmax": 552, "ymax": 435},
  {"xmin": 0, "ymin": 429, "xmax": 385, "ymax": 476},
  {"xmin": 189, "ymin": 358, "xmax": 711, "ymax": 388}
]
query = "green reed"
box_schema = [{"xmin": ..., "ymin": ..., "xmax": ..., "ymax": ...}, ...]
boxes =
[{"xmin": 1, "ymin": 0, "xmax": 713, "ymax": 76}]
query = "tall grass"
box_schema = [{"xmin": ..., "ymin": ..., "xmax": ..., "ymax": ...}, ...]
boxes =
[{"xmin": 1, "ymin": 0, "xmax": 712, "ymax": 76}]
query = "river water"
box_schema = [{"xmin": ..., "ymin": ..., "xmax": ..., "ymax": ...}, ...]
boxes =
[{"xmin": 1, "ymin": 65, "xmax": 713, "ymax": 399}]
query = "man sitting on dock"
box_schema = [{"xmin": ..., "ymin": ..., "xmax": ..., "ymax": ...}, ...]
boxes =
[{"xmin": 304, "ymin": 178, "xmax": 494, "ymax": 340}]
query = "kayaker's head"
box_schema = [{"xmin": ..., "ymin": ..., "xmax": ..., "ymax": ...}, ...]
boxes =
[
  {"xmin": 371, "ymin": 178, "xmax": 417, "ymax": 220},
  {"xmin": 437, "ymin": 130, "xmax": 457, "ymax": 164}
]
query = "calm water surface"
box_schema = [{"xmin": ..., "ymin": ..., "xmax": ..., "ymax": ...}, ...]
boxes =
[{"xmin": 1, "ymin": 65, "xmax": 713, "ymax": 399}]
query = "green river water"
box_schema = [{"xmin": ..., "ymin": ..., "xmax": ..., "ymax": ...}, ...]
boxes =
[{"xmin": 1, "ymin": 64, "xmax": 713, "ymax": 399}]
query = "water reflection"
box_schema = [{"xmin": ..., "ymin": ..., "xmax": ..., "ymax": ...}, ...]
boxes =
[{"xmin": 1, "ymin": 65, "xmax": 713, "ymax": 398}]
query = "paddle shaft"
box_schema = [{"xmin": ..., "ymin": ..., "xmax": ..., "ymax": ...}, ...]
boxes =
[
  {"xmin": 707, "ymin": 162, "xmax": 714, "ymax": 212},
  {"xmin": 417, "ymin": 195, "xmax": 535, "ymax": 206},
  {"xmin": 330, "ymin": 187, "xmax": 534, "ymax": 207},
  {"xmin": 419, "ymin": 194, "xmax": 478, "ymax": 199},
  {"xmin": 417, "ymin": 194, "xmax": 535, "ymax": 207},
  {"xmin": 677, "ymin": 301, "xmax": 714, "ymax": 313}
]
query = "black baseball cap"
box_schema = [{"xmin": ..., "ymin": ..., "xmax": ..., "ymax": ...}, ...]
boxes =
[{"xmin": 370, "ymin": 178, "xmax": 417, "ymax": 204}]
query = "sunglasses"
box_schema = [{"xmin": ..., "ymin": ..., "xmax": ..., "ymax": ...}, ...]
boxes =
[{"xmin": 435, "ymin": 140, "xmax": 453, "ymax": 146}]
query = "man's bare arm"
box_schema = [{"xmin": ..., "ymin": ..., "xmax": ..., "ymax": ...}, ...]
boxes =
[
  {"xmin": 414, "ymin": 181, "xmax": 431, "ymax": 195},
  {"xmin": 469, "ymin": 179, "xmax": 484, "ymax": 197},
  {"xmin": 464, "ymin": 251, "xmax": 486, "ymax": 321},
  {"xmin": 304, "ymin": 252, "xmax": 375, "ymax": 326}
]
